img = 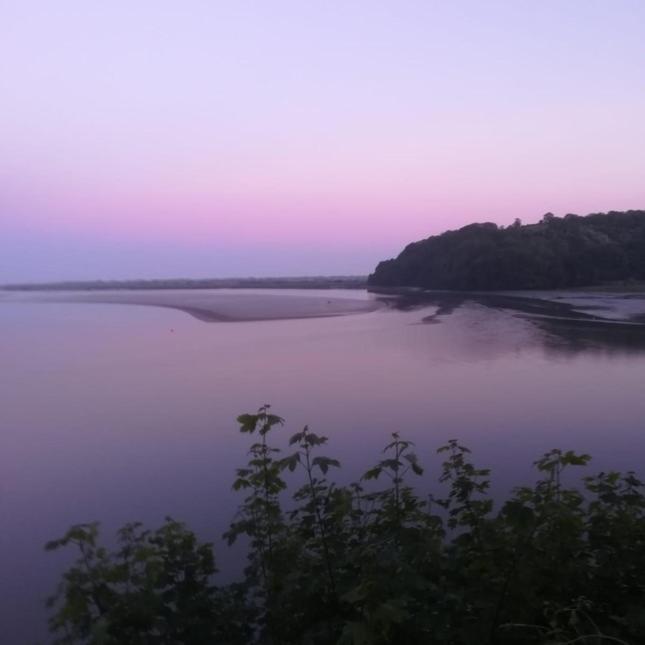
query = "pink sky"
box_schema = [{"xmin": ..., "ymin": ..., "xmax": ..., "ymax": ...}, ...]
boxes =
[{"xmin": 2, "ymin": 1, "xmax": 645, "ymax": 281}]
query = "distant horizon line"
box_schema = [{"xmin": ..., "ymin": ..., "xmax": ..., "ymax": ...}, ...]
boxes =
[{"xmin": 0, "ymin": 275, "xmax": 369, "ymax": 291}]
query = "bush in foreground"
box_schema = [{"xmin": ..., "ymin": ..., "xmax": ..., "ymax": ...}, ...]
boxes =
[{"xmin": 47, "ymin": 407, "xmax": 645, "ymax": 644}]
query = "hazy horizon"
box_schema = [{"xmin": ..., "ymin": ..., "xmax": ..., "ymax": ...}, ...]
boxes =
[
  {"xmin": 2, "ymin": 272, "xmax": 369, "ymax": 286},
  {"xmin": 3, "ymin": 1, "xmax": 645, "ymax": 282}
]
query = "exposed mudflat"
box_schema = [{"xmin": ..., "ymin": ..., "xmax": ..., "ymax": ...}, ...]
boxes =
[
  {"xmin": 371, "ymin": 288, "xmax": 645, "ymax": 325},
  {"xmin": 5, "ymin": 288, "xmax": 380, "ymax": 322},
  {"xmin": 5, "ymin": 287, "xmax": 645, "ymax": 331},
  {"xmin": 367, "ymin": 288, "xmax": 645, "ymax": 353},
  {"xmin": 538, "ymin": 291, "xmax": 645, "ymax": 323}
]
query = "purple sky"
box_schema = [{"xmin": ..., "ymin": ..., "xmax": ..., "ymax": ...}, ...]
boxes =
[{"xmin": 2, "ymin": 1, "xmax": 645, "ymax": 281}]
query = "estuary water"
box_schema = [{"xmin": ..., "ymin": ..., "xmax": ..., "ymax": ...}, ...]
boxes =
[{"xmin": 2, "ymin": 288, "xmax": 645, "ymax": 643}]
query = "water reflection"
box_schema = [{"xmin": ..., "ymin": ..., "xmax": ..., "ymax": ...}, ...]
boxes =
[
  {"xmin": 536, "ymin": 317, "xmax": 645, "ymax": 357},
  {"xmin": 372, "ymin": 289, "xmax": 645, "ymax": 356}
]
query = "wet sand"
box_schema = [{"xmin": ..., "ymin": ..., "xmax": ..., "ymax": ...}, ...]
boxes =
[
  {"xmin": 6, "ymin": 287, "xmax": 645, "ymax": 328},
  {"xmin": 371, "ymin": 287, "xmax": 645, "ymax": 324},
  {"xmin": 15, "ymin": 289, "xmax": 381, "ymax": 322}
]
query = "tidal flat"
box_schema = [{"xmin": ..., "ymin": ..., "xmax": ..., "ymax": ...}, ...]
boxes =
[{"xmin": 5, "ymin": 288, "xmax": 379, "ymax": 322}]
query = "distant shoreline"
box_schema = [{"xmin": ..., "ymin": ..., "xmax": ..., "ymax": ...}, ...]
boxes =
[
  {"xmin": 0, "ymin": 276, "xmax": 368, "ymax": 292},
  {"xmin": 5, "ymin": 276, "xmax": 645, "ymax": 295},
  {"xmin": 367, "ymin": 283, "xmax": 645, "ymax": 300}
]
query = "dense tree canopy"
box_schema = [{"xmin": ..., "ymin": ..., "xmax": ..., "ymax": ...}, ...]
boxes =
[{"xmin": 368, "ymin": 210, "xmax": 645, "ymax": 290}]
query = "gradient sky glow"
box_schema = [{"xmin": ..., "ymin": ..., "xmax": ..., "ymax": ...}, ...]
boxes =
[{"xmin": 2, "ymin": 0, "xmax": 645, "ymax": 281}]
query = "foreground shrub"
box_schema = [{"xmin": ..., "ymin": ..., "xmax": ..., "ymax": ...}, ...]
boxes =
[{"xmin": 47, "ymin": 407, "xmax": 645, "ymax": 644}]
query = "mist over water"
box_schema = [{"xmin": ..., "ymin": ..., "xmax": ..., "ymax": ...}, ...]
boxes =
[{"xmin": 2, "ymin": 289, "xmax": 645, "ymax": 642}]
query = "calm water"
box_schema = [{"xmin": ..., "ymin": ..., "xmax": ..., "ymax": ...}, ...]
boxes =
[{"xmin": 2, "ymin": 289, "xmax": 645, "ymax": 643}]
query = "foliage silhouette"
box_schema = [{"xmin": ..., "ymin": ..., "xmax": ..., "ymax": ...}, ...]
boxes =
[
  {"xmin": 47, "ymin": 408, "xmax": 644, "ymax": 644},
  {"xmin": 369, "ymin": 210, "xmax": 645, "ymax": 290}
]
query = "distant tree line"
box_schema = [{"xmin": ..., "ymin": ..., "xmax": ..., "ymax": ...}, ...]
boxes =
[
  {"xmin": 369, "ymin": 210, "xmax": 645, "ymax": 290},
  {"xmin": 47, "ymin": 407, "xmax": 645, "ymax": 644},
  {"xmin": 1, "ymin": 276, "xmax": 367, "ymax": 292}
]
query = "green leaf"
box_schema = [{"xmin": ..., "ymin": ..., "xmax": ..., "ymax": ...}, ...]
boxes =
[
  {"xmin": 237, "ymin": 414, "xmax": 258, "ymax": 433},
  {"xmin": 362, "ymin": 466, "xmax": 382, "ymax": 481},
  {"xmin": 289, "ymin": 430, "xmax": 305, "ymax": 445},
  {"xmin": 411, "ymin": 462, "xmax": 424, "ymax": 476}
]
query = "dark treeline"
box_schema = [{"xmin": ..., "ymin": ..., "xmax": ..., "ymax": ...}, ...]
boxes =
[
  {"xmin": 369, "ymin": 210, "xmax": 645, "ymax": 290},
  {"xmin": 1, "ymin": 276, "xmax": 366, "ymax": 292},
  {"xmin": 47, "ymin": 408, "xmax": 645, "ymax": 644}
]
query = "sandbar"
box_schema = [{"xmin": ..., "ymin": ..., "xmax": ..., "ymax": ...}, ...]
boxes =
[{"xmin": 20, "ymin": 289, "xmax": 381, "ymax": 322}]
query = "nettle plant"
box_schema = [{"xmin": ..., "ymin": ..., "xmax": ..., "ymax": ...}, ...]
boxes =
[{"xmin": 47, "ymin": 407, "xmax": 645, "ymax": 645}]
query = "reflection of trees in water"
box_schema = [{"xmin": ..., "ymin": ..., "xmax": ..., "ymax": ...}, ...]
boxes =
[
  {"xmin": 534, "ymin": 318, "xmax": 645, "ymax": 357},
  {"xmin": 372, "ymin": 289, "xmax": 645, "ymax": 357}
]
